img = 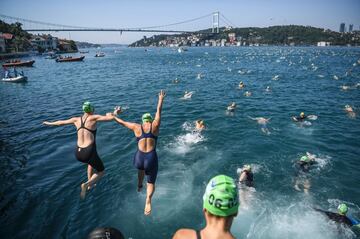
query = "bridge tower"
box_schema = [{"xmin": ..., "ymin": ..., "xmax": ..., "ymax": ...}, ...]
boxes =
[{"xmin": 212, "ymin": 12, "xmax": 219, "ymax": 34}]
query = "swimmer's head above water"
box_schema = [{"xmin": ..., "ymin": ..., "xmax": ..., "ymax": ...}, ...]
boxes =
[
  {"xmin": 142, "ymin": 113, "xmax": 153, "ymax": 124},
  {"xmin": 82, "ymin": 101, "xmax": 94, "ymax": 113},
  {"xmin": 203, "ymin": 175, "xmax": 239, "ymax": 217},
  {"xmin": 300, "ymin": 112, "xmax": 305, "ymax": 118},
  {"xmin": 300, "ymin": 155, "xmax": 310, "ymax": 163},
  {"xmin": 243, "ymin": 164, "xmax": 251, "ymax": 172},
  {"xmin": 338, "ymin": 203, "xmax": 348, "ymax": 215}
]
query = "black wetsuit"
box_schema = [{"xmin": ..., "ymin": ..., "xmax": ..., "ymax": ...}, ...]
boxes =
[
  {"xmin": 315, "ymin": 209, "xmax": 353, "ymax": 227},
  {"xmin": 241, "ymin": 171, "xmax": 254, "ymax": 187},
  {"xmin": 134, "ymin": 124, "xmax": 158, "ymax": 184},
  {"xmin": 75, "ymin": 116, "xmax": 104, "ymax": 172},
  {"xmin": 294, "ymin": 116, "xmax": 307, "ymax": 122}
]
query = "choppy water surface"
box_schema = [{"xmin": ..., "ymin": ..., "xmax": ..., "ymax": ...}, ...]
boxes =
[{"xmin": 1, "ymin": 47, "xmax": 360, "ymax": 239}]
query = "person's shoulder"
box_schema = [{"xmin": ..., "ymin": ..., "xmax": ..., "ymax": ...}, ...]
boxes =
[{"xmin": 172, "ymin": 228, "xmax": 197, "ymax": 239}]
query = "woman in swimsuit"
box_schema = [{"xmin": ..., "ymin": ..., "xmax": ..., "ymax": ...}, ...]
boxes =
[
  {"xmin": 43, "ymin": 102, "xmax": 120, "ymax": 199},
  {"xmin": 114, "ymin": 90, "xmax": 165, "ymax": 215}
]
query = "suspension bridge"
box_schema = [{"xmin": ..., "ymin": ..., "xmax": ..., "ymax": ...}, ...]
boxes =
[{"xmin": 0, "ymin": 12, "xmax": 235, "ymax": 34}]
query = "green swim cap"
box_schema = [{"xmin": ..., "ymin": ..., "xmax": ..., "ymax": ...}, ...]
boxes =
[
  {"xmin": 82, "ymin": 101, "xmax": 94, "ymax": 113},
  {"xmin": 338, "ymin": 203, "xmax": 348, "ymax": 215},
  {"xmin": 300, "ymin": 156, "xmax": 310, "ymax": 163},
  {"xmin": 142, "ymin": 113, "xmax": 153, "ymax": 124},
  {"xmin": 203, "ymin": 175, "xmax": 239, "ymax": 217}
]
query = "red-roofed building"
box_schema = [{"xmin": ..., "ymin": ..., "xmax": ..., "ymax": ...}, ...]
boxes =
[
  {"xmin": 1, "ymin": 33, "xmax": 13, "ymax": 40},
  {"xmin": 0, "ymin": 33, "xmax": 13, "ymax": 53}
]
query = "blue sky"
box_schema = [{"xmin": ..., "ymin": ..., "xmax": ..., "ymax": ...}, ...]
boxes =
[{"xmin": 1, "ymin": 0, "xmax": 359, "ymax": 44}]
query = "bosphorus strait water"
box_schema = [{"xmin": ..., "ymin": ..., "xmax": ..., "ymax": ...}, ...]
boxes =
[{"xmin": 1, "ymin": 47, "xmax": 360, "ymax": 239}]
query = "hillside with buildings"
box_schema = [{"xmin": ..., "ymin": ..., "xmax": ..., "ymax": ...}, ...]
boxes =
[
  {"xmin": 129, "ymin": 25, "xmax": 360, "ymax": 47},
  {"xmin": 0, "ymin": 20, "xmax": 98, "ymax": 56}
]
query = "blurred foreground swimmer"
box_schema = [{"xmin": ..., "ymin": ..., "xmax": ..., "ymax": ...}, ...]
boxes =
[
  {"xmin": 87, "ymin": 227, "xmax": 125, "ymax": 239},
  {"xmin": 172, "ymin": 175, "xmax": 239, "ymax": 239}
]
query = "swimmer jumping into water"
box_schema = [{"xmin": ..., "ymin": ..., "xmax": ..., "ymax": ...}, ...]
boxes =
[
  {"xmin": 113, "ymin": 90, "xmax": 165, "ymax": 215},
  {"xmin": 43, "ymin": 102, "xmax": 121, "ymax": 199}
]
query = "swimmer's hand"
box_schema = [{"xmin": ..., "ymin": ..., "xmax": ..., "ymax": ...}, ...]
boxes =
[
  {"xmin": 159, "ymin": 90, "xmax": 166, "ymax": 100},
  {"xmin": 43, "ymin": 121, "xmax": 52, "ymax": 126},
  {"xmin": 292, "ymin": 116, "xmax": 298, "ymax": 122},
  {"xmin": 113, "ymin": 106, "xmax": 122, "ymax": 115}
]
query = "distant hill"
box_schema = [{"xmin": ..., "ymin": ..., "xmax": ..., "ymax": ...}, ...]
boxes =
[
  {"xmin": 101, "ymin": 44, "xmax": 128, "ymax": 47},
  {"xmin": 76, "ymin": 41, "xmax": 101, "ymax": 49},
  {"xmin": 129, "ymin": 25, "xmax": 360, "ymax": 47}
]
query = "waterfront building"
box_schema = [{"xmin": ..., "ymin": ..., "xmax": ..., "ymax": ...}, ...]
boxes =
[
  {"xmin": 349, "ymin": 24, "xmax": 353, "ymax": 32},
  {"xmin": 31, "ymin": 34, "xmax": 58, "ymax": 51},
  {"xmin": 0, "ymin": 33, "xmax": 6, "ymax": 53},
  {"xmin": 0, "ymin": 33, "xmax": 13, "ymax": 52},
  {"xmin": 317, "ymin": 41, "xmax": 331, "ymax": 47},
  {"xmin": 228, "ymin": 33, "xmax": 236, "ymax": 44},
  {"xmin": 58, "ymin": 40, "xmax": 72, "ymax": 51},
  {"xmin": 339, "ymin": 23, "xmax": 345, "ymax": 33}
]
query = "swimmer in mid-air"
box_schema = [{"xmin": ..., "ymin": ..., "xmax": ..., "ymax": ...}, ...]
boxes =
[
  {"xmin": 195, "ymin": 119, "xmax": 205, "ymax": 131},
  {"xmin": 294, "ymin": 153, "xmax": 316, "ymax": 194},
  {"xmin": 227, "ymin": 102, "xmax": 237, "ymax": 112},
  {"xmin": 113, "ymin": 90, "xmax": 165, "ymax": 215},
  {"xmin": 43, "ymin": 102, "xmax": 121, "ymax": 199},
  {"xmin": 314, "ymin": 204, "xmax": 360, "ymax": 229}
]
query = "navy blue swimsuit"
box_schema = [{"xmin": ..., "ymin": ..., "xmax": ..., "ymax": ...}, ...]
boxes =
[{"xmin": 134, "ymin": 124, "xmax": 158, "ymax": 184}]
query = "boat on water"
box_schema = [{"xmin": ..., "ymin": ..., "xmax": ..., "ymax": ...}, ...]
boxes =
[
  {"xmin": 56, "ymin": 56, "xmax": 85, "ymax": 62},
  {"xmin": 2, "ymin": 60, "xmax": 35, "ymax": 67},
  {"xmin": 2, "ymin": 69, "xmax": 27, "ymax": 83},
  {"xmin": 79, "ymin": 50, "xmax": 89, "ymax": 54},
  {"xmin": 95, "ymin": 52, "xmax": 105, "ymax": 57},
  {"xmin": 2, "ymin": 75, "xmax": 27, "ymax": 83}
]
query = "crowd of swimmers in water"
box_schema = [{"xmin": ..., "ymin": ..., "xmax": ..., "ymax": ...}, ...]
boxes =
[{"xmin": 43, "ymin": 87, "xmax": 359, "ymax": 238}]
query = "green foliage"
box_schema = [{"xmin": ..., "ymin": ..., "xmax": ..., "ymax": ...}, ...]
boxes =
[{"xmin": 130, "ymin": 25, "xmax": 360, "ymax": 47}]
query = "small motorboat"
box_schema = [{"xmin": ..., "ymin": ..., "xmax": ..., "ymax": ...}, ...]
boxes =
[
  {"xmin": 2, "ymin": 75, "xmax": 27, "ymax": 83},
  {"xmin": 79, "ymin": 50, "xmax": 89, "ymax": 54},
  {"xmin": 95, "ymin": 52, "xmax": 105, "ymax": 57},
  {"xmin": 2, "ymin": 60, "xmax": 35, "ymax": 67},
  {"xmin": 56, "ymin": 56, "xmax": 85, "ymax": 62}
]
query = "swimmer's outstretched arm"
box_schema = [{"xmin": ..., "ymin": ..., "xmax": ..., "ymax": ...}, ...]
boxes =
[
  {"xmin": 154, "ymin": 90, "xmax": 166, "ymax": 127},
  {"xmin": 113, "ymin": 117, "xmax": 137, "ymax": 131},
  {"xmin": 43, "ymin": 117, "xmax": 77, "ymax": 126}
]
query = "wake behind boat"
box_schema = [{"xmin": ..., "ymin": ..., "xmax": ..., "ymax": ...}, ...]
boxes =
[
  {"xmin": 2, "ymin": 60, "xmax": 35, "ymax": 67},
  {"xmin": 56, "ymin": 56, "xmax": 85, "ymax": 62}
]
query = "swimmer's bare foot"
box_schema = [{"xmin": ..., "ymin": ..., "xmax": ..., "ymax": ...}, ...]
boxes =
[
  {"xmin": 144, "ymin": 198, "xmax": 152, "ymax": 215},
  {"xmin": 87, "ymin": 183, "xmax": 97, "ymax": 191},
  {"xmin": 80, "ymin": 183, "xmax": 87, "ymax": 199},
  {"xmin": 137, "ymin": 184, "xmax": 143, "ymax": 192}
]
